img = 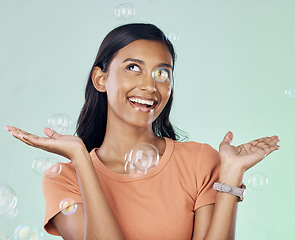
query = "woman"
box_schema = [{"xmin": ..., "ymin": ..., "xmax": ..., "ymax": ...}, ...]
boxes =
[{"xmin": 5, "ymin": 23, "xmax": 280, "ymax": 240}]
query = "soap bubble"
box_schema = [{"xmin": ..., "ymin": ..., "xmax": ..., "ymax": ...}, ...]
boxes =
[
  {"xmin": 2, "ymin": 205, "xmax": 18, "ymax": 219},
  {"xmin": 152, "ymin": 67, "xmax": 169, "ymax": 82},
  {"xmin": 285, "ymin": 89, "xmax": 295, "ymax": 99},
  {"xmin": 114, "ymin": 3, "xmax": 135, "ymax": 20},
  {"xmin": 48, "ymin": 113, "xmax": 71, "ymax": 134},
  {"xmin": 248, "ymin": 172, "xmax": 268, "ymax": 190},
  {"xmin": 14, "ymin": 224, "xmax": 44, "ymax": 240},
  {"xmin": 125, "ymin": 143, "xmax": 159, "ymax": 174},
  {"xmin": 166, "ymin": 32, "xmax": 180, "ymax": 42},
  {"xmin": 59, "ymin": 198, "xmax": 77, "ymax": 216},
  {"xmin": 44, "ymin": 162, "xmax": 62, "ymax": 178},
  {"xmin": 0, "ymin": 231, "xmax": 11, "ymax": 240},
  {"xmin": 124, "ymin": 162, "xmax": 138, "ymax": 174},
  {"xmin": 0, "ymin": 183, "xmax": 17, "ymax": 218},
  {"xmin": 32, "ymin": 157, "xmax": 62, "ymax": 178}
]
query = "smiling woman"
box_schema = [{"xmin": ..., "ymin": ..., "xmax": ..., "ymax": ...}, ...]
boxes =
[
  {"xmin": 91, "ymin": 39, "xmax": 173, "ymax": 130},
  {"xmin": 5, "ymin": 23, "xmax": 280, "ymax": 240},
  {"xmin": 76, "ymin": 24, "xmax": 177, "ymax": 153}
]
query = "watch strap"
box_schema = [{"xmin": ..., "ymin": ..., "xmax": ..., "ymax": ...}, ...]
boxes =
[{"xmin": 213, "ymin": 182, "xmax": 246, "ymax": 202}]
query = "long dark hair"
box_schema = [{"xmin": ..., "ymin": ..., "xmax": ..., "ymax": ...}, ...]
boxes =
[{"xmin": 76, "ymin": 23, "xmax": 180, "ymax": 152}]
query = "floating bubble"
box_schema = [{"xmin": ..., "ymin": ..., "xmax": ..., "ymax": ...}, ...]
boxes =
[
  {"xmin": 2, "ymin": 206, "xmax": 18, "ymax": 219},
  {"xmin": 152, "ymin": 67, "xmax": 169, "ymax": 82},
  {"xmin": 166, "ymin": 32, "xmax": 180, "ymax": 42},
  {"xmin": 45, "ymin": 162, "xmax": 62, "ymax": 178},
  {"xmin": 114, "ymin": 3, "xmax": 135, "ymax": 20},
  {"xmin": 32, "ymin": 157, "xmax": 62, "ymax": 178},
  {"xmin": 14, "ymin": 224, "xmax": 44, "ymax": 240},
  {"xmin": 0, "ymin": 183, "xmax": 17, "ymax": 218},
  {"xmin": 124, "ymin": 161, "xmax": 139, "ymax": 174},
  {"xmin": 125, "ymin": 143, "xmax": 159, "ymax": 174},
  {"xmin": 48, "ymin": 113, "xmax": 71, "ymax": 134},
  {"xmin": 248, "ymin": 172, "xmax": 269, "ymax": 190},
  {"xmin": 285, "ymin": 89, "xmax": 295, "ymax": 99},
  {"xmin": 59, "ymin": 198, "xmax": 77, "ymax": 216},
  {"xmin": 0, "ymin": 231, "xmax": 11, "ymax": 240}
]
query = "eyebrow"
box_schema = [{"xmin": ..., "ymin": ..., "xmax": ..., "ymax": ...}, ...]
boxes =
[{"xmin": 122, "ymin": 58, "xmax": 173, "ymax": 70}]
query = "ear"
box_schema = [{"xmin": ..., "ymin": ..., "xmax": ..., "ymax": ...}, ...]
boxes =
[{"xmin": 91, "ymin": 67, "xmax": 107, "ymax": 92}]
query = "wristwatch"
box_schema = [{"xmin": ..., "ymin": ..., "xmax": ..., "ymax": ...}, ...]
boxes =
[{"xmin": 213, "ymin": 182, "xmax": 246, "ymax": 202}]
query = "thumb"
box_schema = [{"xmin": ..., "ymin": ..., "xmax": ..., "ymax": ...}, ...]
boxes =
[
  {"xmin": 43, "ymin": 127, "xmax": 60, "ymax": 139},
  {"xmin": 222, "ymin": 131, "xmax": 234, "ymax": 145}
]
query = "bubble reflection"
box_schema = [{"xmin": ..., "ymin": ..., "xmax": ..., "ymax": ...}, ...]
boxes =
[
  {"xmin": 125, "ymin": 143, "xmax": 159, "ymax": 174},
  {"xmin": 0, "ymin": 183, "xmax": 17, "ymax": 219},
  {"xmin": 59, "ymin": 198, "xmax": 77, "ymax": 216},
  {"xmin": 14, "ymin": 224, "xmax": 44, "ymax": 240},
  {"xmin": 114, "ymin": 3, "xmax": 135, "ymax": 20},
  {"xmin": 48, "ymin": 113, "xmax": 71, "ymax": 134},
  {"xmin": 32, "ymin": 157, "xmax": 62, "ymax": 178},
  {"xmin": 248, "ymin": 172, "xmax": 269, "ymax": 190}
]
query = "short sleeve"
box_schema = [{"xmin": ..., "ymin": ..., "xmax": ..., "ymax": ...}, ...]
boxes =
[
  {"xmin": 194, "ymin": 143, "xmax": 220, "ymax": 211},
  {"xmin": 42, "ymin": 162, "xmax": 82, "ymax": 236}
]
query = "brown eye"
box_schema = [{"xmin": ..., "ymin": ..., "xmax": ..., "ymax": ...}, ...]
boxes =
[
  {"xmin": 152, "ymin": 67, "xmax": 169, "ymax": 82},
  {"xmin": 126, "ymin": 64, "xmax": 141, "ymax": 72}
]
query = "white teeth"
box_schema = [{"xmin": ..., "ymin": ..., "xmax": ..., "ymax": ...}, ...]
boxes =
[{"xmin": 129, "ymin": 97, "xmax": 155, "ymax": 106}]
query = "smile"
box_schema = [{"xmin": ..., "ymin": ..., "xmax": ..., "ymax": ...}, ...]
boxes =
[{"xmin": 128, "ymin": 97, "xmax": 157, "ymax": 112}]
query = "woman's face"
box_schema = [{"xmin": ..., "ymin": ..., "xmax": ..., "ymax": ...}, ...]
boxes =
[{"xmin": 103, "ymin": 39, "xmax": 173, "ymax": 129}]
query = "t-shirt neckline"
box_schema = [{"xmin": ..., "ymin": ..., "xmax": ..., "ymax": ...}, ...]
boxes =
[{"xmin": 89, "ymin": 137, "xmax": 174, "ymax": 182}]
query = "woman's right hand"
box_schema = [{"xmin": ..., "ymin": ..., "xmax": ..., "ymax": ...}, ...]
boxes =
[{"xmin": 5, "ymin": 126, "xmax": 87, "ymax": 161}]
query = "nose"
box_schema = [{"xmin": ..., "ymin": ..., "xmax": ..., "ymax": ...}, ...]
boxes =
[{"xmin": 138, "ymin": 73, "xmax": 156, "ymax": 93}]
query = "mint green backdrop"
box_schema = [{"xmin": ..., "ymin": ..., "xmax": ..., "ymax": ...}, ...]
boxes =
[{"xmin": 1, "ymin": 0, "xmax": 294, "ymax": 239}]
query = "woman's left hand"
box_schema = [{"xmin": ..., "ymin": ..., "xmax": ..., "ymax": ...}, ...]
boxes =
[{"xmin": 219, "ymin": 131, "xmax": 280, "ymax": 175}]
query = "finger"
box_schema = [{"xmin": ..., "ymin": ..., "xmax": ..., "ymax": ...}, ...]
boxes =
[
  {"xmin": 255, "ymin": 136, "xmax": 280, "ymax": 149},
  {"xmin": 222, "ymin": 131, "xmax": 234, "ymax": 145},
  {"xmin": 266, "ymin": 136, "xmax": 280, "ymax": 145},
  {"xmin": 6, "ymin": 126, "xmax": 50, "ymax": 148},
  {"xmin": 249, "ymin": 136, "xmax": 279, "ymax": 145},
  {"xmin": 5, "ymin": 126, "xmax": 24, "ymax": 134},
  {"xmin": 19, "ymin": 133, "xmax": 54, "ymax": 150},
  {"xmin": 43, "ymin": 127, "xmax": 61, "ymax": 139},
  {"xmin": 260, "ymin": 141, "xmax": 280, "ymax": 155},
  {"xmin": 249, "ymin": 140, "xmax": 280, "ymax": 158},
  {"xmin": 6, "ymin": 126, "xmax": 27, "ymax": 135},
  {"xmin": 247, "ymin": 137, "xmax": 279, "ymax": 155},
  {"xmin": 17, "ymin": 134, "xmax": 38, "ymax": 147},
  {"xmin": 8, "ymin": 127, "xmax": 40, "ymax": 141},
  {"xmin": 6, "ymin": 128, "xmax": 38, "ymax": 147}
]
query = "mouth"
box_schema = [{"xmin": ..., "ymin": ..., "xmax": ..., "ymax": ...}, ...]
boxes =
[{"xmin": 127, "ymin": 96, "xmax": 158, "ymax": 112}]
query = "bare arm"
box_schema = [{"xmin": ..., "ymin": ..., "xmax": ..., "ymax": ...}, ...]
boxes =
[
  {"xmin": 192, "ymin": 131, "xmax": 280, "ymax": 240},
  {"xmin": 71, "ymin": 149, "xmax": 124, "ymax": 240},
  {"xmin": 192, "ymin": 191, "xmax": 237, "ymax": 240},
  {"xmin": 6, "ymin": 126, "xmax": 124, "ymax": 240}
]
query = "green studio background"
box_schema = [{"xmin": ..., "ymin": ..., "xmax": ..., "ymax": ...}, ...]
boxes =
[{"xmin": 0, "ymin": 0, "xmax": 294, "ymax": 239}]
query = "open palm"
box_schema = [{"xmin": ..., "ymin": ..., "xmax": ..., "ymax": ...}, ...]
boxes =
[
  {"xmin": 219, "ymin": 131, "xmax": 280, "ymax": 172},
  {"xmin": 5, "ymin": 126, "xmax": 86, "ymax": 161}
]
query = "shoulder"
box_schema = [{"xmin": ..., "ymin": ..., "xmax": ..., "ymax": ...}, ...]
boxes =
[
  {"xmin": 42, "ymin": 162, "xmax": 79, "ymax": 193},
  {"xmin": 169, "ymin": 139, "xmax": 220, "ymax": 171},
  {"xmin": 172, "ymin": 139, "xmax": 219, "ymax": 159},
  {"xmin": 41, "ymin": 162, "xmax": 82, "ymax": 236}
]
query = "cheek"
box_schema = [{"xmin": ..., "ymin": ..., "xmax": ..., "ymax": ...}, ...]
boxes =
[
  {"xmin": 158, "ymin": 83, "xmax": 172, "ymax": 102},
  {"xmin": 105, "ymin": 77, "xmax": 134, "ymax": 106}
]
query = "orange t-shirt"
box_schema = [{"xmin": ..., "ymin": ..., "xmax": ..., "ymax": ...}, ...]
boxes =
[{"xmin": 42, "ymin": 137, "xmax": 220, "ymax": 240}]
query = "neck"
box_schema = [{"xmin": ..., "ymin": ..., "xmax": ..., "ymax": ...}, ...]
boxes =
[
  {"xmin": 94, "ymin": 105, "xmax": 167, "ymax": 174},
  {"xmin": 103, "ymin": 122, "xmax": 158, "ymax": 156},
  {"xmin": 98, "ymin": 114, "xmax": 166, "ymax": 165}
]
